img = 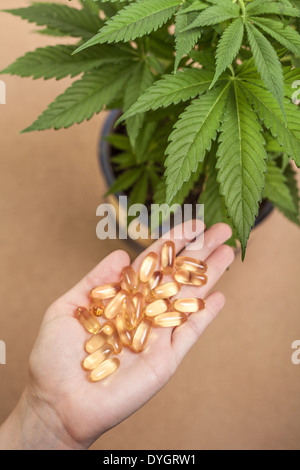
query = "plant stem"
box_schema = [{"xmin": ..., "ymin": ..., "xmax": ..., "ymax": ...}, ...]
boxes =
[
  {"xmin": 229, "ymin": 64, "xmax": 235, "ymax": 77},
  {"xmin": 238, "ymin": 0, "xmax": 246, "ymax": 22}
]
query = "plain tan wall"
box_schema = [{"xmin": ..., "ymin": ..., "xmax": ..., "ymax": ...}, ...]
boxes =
[{"xmin": 0, "ymin": 0, "xmax": 300, "ymax": 450}]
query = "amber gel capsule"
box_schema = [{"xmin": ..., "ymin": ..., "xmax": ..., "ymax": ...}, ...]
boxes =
[
  {"xmin": 148, "ymin": 271, "xmax": 163, "ymax": 291},
  {"xmin": 90, "ymin": 357, "xmax": 120, "ymax": 383},
  {"xmin": 175, "ymin": 256, "xmax": 207, "ymax": 273},
  {"xmin": 133, "ymin": 292, "xmax": 145, "ymax": 326},
  {"xmin": 90, "ymin": 301, "xmax": 104, "ymax": 317},
  {"xmin": 90, "ymin": 282, "xmax": 120, "ymax": 301},
  {"xmin": 153, "ymin": 312, "xmax": 187, "ymax": 328},
  {"xmin": 107, "ymin": 328, "xmax": 123, "ymax": 354},
  {"xmin": 76, "ymin": 307, "xmax": 101, "ymax": 335},
  {"xmin": 104, "ymin": 290, "xmax": 128, "ymax": 319},
  {"xmin": 152, "ymin": 281, "xmax": 180, "ymax": 299},
  {"xmin": 174, "ymin": 270, "xmax": 207, "ymax": 287},
  {"xmin": 115, "ymin": 314, "xmax": 133, "ymax": 347},
  {"xmin": 131, "ymin": 319, "xmax": 152, "ymax": 353},
  {"xmin": 161, "ymin": 241, "xmax": 175, "ymax": 274},
  {"xmin": 121, "ymin": 266, "xmax": 139, "ymax": 294},
  {"xmin": 122, "ymin": 296, "xmax": 137, "ymax": 330},
  {"xmin": 82, "ymin": 343, "xmax": 114, "ymax": 371},
  {"xmin": 85, "ymin": 322, "xmax": 115, "ymax": 354},
  {"xmin": 145, "ymin": 299, "xmax": 169, "ymax": 317},
  {"xmin": 139, "ymin": 252, "xmax": 159, "ymax": 283},
  {"xmin": 173, "ymin": 298, "xmax": 205, "ymax": 313}
]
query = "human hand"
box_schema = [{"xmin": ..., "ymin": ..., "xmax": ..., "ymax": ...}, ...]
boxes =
[{"xmin": 0, "ymin": 222, "xmax": 234, "ymax": 449}]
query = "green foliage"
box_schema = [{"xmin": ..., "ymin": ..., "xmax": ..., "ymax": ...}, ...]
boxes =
[{"xmin": 2, "ymin": 0, "xmax": 300, "ymax": 258}]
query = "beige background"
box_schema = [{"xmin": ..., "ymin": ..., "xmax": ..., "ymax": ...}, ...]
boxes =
[{"xmin": 0, "ymin": 0, "xmax": 300, "ymax": 450}]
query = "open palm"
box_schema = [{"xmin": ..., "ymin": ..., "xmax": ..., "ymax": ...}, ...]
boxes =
[{"xmin": 27, "ymin": 222, "xmax": 234, "ymax": 449}]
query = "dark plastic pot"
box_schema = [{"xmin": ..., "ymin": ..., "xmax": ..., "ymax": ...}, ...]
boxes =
[{"xmin": 98, "ymin": 110, "xmax": 273, "ymax": 251}]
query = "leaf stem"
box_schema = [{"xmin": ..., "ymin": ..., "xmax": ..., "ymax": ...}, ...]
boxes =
[
  {"xmin": 229, "ymin": 64, "xmax": 235, "ymax": 77},
  {"xmin": 238, "ymin": 0, "xmax": 246, "ymax": 22}
]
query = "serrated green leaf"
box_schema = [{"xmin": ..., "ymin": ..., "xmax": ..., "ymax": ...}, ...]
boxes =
[
  {"xmin": 129, "ymin": 171, "xmax": 149, "ymax": 206},
  {"xmin": 199, "ymin": 148, "xmax": 236, "ymax": 245},
  {"xmin": 174, "ymin": 7, "xmax": 202, "ymax": 72},
  {"xmin": 251, "ymin": 17, "xmax": 300, "ymax": 57},
  {"xmin": 4, "ymin": 3, "xmax": 103, "ymax": 38},
  {"xmin": 210, "ymin": 18, "xmax": 244, "ymax": 88},
  {"xmin": 134, "ymin": 121, "xmax": 157, "ymax": 163},
  {"xmin": 111, "ymin": 152, "xmax": 136, "ymax": 170},
  {"xmin": 123, "ymin": 62, "xmax": 155, "ymax": 147},
  {"xmin": 106, "ymin": 167, "xmax": 143, "ymax": 195},
  {"xmin": 216, "ymin": 82, "xmax": 267, "ymax": 258},
  {"xmin": 118, "ymin": 68, "xmax": 216, "ymax": 123},
  {"xmin": 22, "ymin": 62, "xmax": 134, "ymax": 132},
  {"xmin": 165, "ymin": 82, "xmax": 230, "ymax": 203},
  {"xmin": 246, "ymin": 0, "xmax": 300, "ymax": 18},
  {"xmin": 75, "ymin": 0, "xmax": 182, "ymax": 52},
  {"xmin": 246, "ymin": 22, "xmax": 285, "ymax": 118},
  {"xmin": 263, "ymin": 159, "xmax": 297, "ymax": 213},
  {"xmin": 105, "ymin": 134, "xmax": 132, "ymax": 151},
  {"xmin": 242, "ymin": 81, "xmax": 300, "ymax": 166},
  {"xmin": 276, "ymin": 162, "xmax": 300, "ymax": 225},
  {"xmin": 182, "ymin": 2, "xmax": 240, "ymax": 31},
  {"xmin": 178, "ymin": 1, "xmax": 208, "ymax": 15},
  {"xmin": 0, "ymin": 44, "xmax": 133, "ymax": 80}
]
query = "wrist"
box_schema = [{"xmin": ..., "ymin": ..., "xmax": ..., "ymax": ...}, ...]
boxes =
[{"xmin": 0, "ymin": 387, "xmax": 86, "ymax": 450}]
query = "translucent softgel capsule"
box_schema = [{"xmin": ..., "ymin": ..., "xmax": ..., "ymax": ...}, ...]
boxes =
[
  {"xmin": 90, "ymin": 282, "xmax": 120, "ymax": 301},
  {"xmin": 133, "ymin": 292, "xmax": 144, "ymax": 326},
  {"xmin": 90, "ymin": 301, "xmax": 104, "ymax": 317},
  {"xmin": 174, "ymin": 270, "xmax": 207, "ymax": 286},
  {"xmin": 115, "ymin": 314, "xmax": 133, "ymax": 347},
  {"xmin": 175, "ymin": 256, "xmax": 207, "ymax": 273},
  {"xmin": 161, "ymin": 241, "xmax": 175, "ymax": 275},
  {"xmin": 131, "ymin": 319, "xmax": 152, "ymax": 353},
  {"xmin": 148, "ymin": 271, "xmax": 163, "ymax": 291},
  {"xmin": 76, "ymin": 307, "xmax": 101, "ymax": 335},
  {"xmin": 122, "ymin": 296, "xmax": 137, "ymax": 330},
  {"xmin": 145, "ymin": 299, "xmax": 169, "ymax": 317},
  {"xmin": 107, "ymin": 329, "xmax": 123, "ymax": 354},
  {"xmin": 139, "ymin": 252, "xmax": 159, "ymax": 283},
  {"xmin": 85, "ymin": 321, "xmax": 115, "ymax": 354},
  {"xmin": 153, "ymin": 312, "xmax": 187, "ymax": 328},
  {"xmin": 152, "ymin": 281, "xmax": 180, "ymax": 299},
  {"xmin": 104, "ymin": 290, "xmax": 128, "ymax": 319},
  {"xmin": 173, "ymin": 298, "xmax": 205, "ymax": 313},
  {"xmin": 121, "ymin": 266, "xmax": 139, "ymax": 294},
  {"xmin": 82, "ymin": 343, "xmax": 114, "ymax": 371},
  {"xmin": 90, "ymin": 357, "xmax": 120, "ymax": 383}
]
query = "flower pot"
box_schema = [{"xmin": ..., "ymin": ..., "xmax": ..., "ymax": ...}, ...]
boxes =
[{"xmin": 98, "ymin": 110, "xmax": 274, "ymax": 253}]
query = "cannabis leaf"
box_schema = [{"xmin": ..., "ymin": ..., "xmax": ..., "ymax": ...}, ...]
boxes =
[
  {"xmin": 75, "ymin": 0, "xmax": 182, "ymax": 52},
  {"xmin": 250, "ymin": 17, "xmax": 300, "ymax": 57},
  {"xmin": 119, "ymin": 68, "xmax": 215, "ymax": 122},
  {"xmin": 246, "ymin": 0, "xmax": 300, "ymax": 18},
  {"xmin": 174, "ymin": 6, "xmax": 202, "ymax": 72},
  {"xmin": 4, "ymin": 2, "xmax": 103, "ymax": 38},
  {"xmin": 216, "ymin": 82, "xmax": 267, "ymax": 259},
  {"xmin": 210, "ymin": 18, "xmax": 244, "ymax": 88},
  {"xmin": 245, "ymin": 22, "xmax": 285, "ymax": 117},
  {"xmin": 242, "ymin": 81, "xmax": 300, "ymax": 167},
  {"xmin": 165, "ymin": 83, "xmax": 230, "ymax": 203},
  {"xmin": 0, "ymin": 44, "xmax": 134, "ymax": 80},
  {"xmin": 263, "ymin": 159, "xmax": 297, "ymax": 213},
  {"xmin": 22, "ymin": 62, "xmax": 134, "ymax": 132},
  {"xmin": 183, "ymin": 2, "xmax": 240, "ymax": 30},
  {"xmin": 123, "ymin": 62, "xmax": 155, "ymax": 147}
]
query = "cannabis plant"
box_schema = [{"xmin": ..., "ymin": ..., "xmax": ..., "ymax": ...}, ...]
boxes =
[{"xmin": 2, "ymin": 0, "xmax": 300, "ymax": 257}]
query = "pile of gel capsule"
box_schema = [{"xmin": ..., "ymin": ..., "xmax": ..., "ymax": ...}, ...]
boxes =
[{"xmin": 75, "ymin": 241, "xmax": 207, "ymax": 382}]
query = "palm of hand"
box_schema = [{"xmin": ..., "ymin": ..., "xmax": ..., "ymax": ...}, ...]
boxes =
[{"xmin": 28, "ymin": 223, "xmax": 234, "ymax": 448}]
